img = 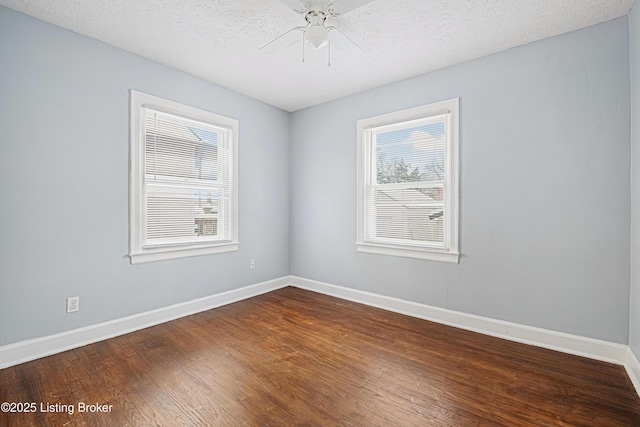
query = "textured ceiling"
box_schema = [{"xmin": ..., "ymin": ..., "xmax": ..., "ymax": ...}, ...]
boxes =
[{"xmin": 1, "ymin": 0, "xmax": 635, "ymax": 111}]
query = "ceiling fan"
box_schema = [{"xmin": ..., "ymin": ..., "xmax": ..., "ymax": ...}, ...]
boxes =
[{"xmin": 260, "ymin": 0, "xmax": 375, "ymax": 66}]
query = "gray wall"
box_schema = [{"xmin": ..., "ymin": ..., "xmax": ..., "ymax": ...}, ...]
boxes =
[
  {"xmin": 0, "ymin": 7, "xmax": 290, "ymax": 346},
  {"xmin": 630, "ymin": 1, "xmax": 640, "ymax": 356},
  {"xmin": 290, "ymin": 17, "xmax": 631, "ymax": 343}
]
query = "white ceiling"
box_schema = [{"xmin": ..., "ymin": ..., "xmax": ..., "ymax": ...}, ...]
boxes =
[{"xmin": 1, "ymin": 0, "xmax": 635, "ymax": 112}]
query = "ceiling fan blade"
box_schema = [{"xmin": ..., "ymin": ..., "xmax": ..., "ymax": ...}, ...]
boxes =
[
  {"xmin": 328, "ymin": 27, "xmax": 362, "ymax": 57},
  {"xmin": 329, "ymin": 0, "xmax": 375, "ymax": 16},
  {"xmin": 280, "ymin": 0, "xmax": 307, "ymax": 14},
  {"xmin": 259, "ymin": 27, "xmax": 305, "ymax": 53}
]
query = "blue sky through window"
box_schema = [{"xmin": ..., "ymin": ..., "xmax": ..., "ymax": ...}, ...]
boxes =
[
  {"xmin": 189, "ymin": 127, "xmax": 218, "ymax": 146},
  {"xmin": 376, "ymin": 121, "xmax": 446, "ymax": 183}
]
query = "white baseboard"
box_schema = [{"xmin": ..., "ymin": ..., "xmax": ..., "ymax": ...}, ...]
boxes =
[
  {"xmin": 290, "ymin": 276, "xmax": 628, "ymax": 366},
  {"xmin": 625, "ymin": 347, "xmax": 640, "ymax": 395},
  {"xmin": 0, "ymin": 276, "xmax": 289, "ymax": 369}
]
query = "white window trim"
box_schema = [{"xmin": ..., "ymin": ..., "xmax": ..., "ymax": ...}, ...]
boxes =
[
  {"xmin": 356, "ymin": 98, "xmax": 460, "ymax": 263},
  {"xmin": 129, "ymin": 91, "xmax": 239, "ymax": 264}
]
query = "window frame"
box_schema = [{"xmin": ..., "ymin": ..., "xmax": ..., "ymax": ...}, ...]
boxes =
[
  {"xmin": 356, "ymin": 98, "xmax": 460, "ymax": 263},
  {"xmin": 129, "ymin": 90, "xmax": 239, "ymax": 264}
]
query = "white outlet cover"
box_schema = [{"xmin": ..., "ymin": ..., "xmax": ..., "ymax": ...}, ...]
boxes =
[{"xmin": 66, "ymin": 296, "xmax": 79, "ymax": 313}]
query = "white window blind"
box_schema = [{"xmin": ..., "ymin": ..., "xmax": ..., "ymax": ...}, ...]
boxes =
[
  {"xmin": 357, "ymin": 99, "xmax": 459, "ymax": 263},
  {"xmin": 130, "ymin": 91, "xmax": 238, "ymax": 264}
]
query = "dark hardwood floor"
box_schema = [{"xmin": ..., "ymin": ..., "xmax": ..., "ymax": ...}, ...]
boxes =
[{"xmin": 1, "ymin": 286, "xmax": 639, "ymax": 426}]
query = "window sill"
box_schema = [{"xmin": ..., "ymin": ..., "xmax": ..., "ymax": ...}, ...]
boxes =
[
  {"xmin": 129, "ymin": 242, "xmax": 239, "ymax": 264},
  {"xmin": 356, "ymin": 242, "xmax": 459, "ymax": 263}
]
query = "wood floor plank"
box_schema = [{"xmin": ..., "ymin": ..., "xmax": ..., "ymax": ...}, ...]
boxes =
[{"xmin": 1, "ymin": 287, "xmax": 639, "ymax": 426}]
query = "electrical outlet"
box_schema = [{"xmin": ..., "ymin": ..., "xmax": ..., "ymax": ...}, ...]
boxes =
[
  {"xmin": 249, "ymin": 259, "xmax": 256, "ymax": 269},
  {"xmin": 67, "ymin": 296, "xmax": 79, "ymax": 313}
]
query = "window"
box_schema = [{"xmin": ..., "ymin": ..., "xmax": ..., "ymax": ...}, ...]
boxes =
[
  {"xmin": 356, "ymin": 98, "xmax": 459, "ymax": 263},
  {"xmin": 129, "ymin": 91, "xmax": 238, "ymax": 264}
]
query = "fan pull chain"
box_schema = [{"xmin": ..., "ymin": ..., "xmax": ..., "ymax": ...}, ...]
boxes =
[{"xmin": 328, "ymin": 37, "xmax": 331, "ymax": 67}]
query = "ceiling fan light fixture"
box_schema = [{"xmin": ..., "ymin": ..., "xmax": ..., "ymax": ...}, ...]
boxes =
[
  {"xmin": 260, "ymin": 0, "xmax": 371, "ymax": 64},
  {"xmin": 305, "ymin": 24, "xmax": 329, "ymax": 49}
]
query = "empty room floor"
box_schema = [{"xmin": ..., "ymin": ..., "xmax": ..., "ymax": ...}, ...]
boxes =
[{"xmin": 1, "ymin": 287, "xmax": 639, "ymax": 426}]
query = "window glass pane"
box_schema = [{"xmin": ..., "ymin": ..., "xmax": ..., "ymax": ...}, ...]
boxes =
[
  {"xmin": 145, "ymin": 109, "xmax": 219, "ymax": 181},
  {"xmin": 146, "ymin": 186, "xmax": 219, "ymax": 243},
  {"xmin": 376, "ymin": 121, "xmax": 445, "ymax": 184},
  {"xmin": 374, "ymin": 187, "xmax": 444, "ymax": 244},
  {"xmin": 194, "ymin": 189, "xmax": 219, "ymax": 237}
]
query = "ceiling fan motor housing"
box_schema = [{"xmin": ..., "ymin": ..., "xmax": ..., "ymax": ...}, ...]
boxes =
[{"xmin": 304, "ymin": 10, "xmax": 327, "ymax": 25}]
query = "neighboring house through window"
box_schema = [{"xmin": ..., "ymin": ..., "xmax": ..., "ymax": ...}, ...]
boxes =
[
  {"xmin": 356, "ymin": 98, "xmax": 459, "ymax": 262},
  {"xmin": 129, "ymin": 91, "xmax": 238, "ymax": 264}
]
